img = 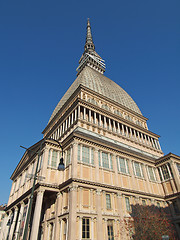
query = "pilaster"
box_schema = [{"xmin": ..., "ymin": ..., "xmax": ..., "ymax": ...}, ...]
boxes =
[{"xmin": 68, "ymin": 185, "xmax": 77, "ymax": 240}]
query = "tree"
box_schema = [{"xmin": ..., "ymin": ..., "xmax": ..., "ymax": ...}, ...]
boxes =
[{"xmin": 118, "ymin": 204, "xmax": 177, "ymax": 240}]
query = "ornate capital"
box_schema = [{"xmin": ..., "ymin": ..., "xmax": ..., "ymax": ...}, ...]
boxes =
[
  {"xmin": 69, "ymin": 186, "xmax": 78, "ymax": 192},
  {"xmin": 117, "ymin": 192, "xmax": 122, "ymax": 198},
  {"xmin": 57, "ymin": 192, "xmax": 62, "ymax": 198},
  {"xmin": 96, "ymin": 189, "xmax": 102, "ymax": 195}
]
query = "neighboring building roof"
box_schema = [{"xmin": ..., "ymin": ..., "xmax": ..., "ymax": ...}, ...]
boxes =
[{"xmin": 48, "ymin": 66, "xmax": 142, "ymax": 123}]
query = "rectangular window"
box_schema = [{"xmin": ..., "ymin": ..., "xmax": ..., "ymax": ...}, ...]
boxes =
[
  {"xmin": 148, "ymin": 166, "xmax": 156, "ymax": 181},
  {"xmin": 18, "ymin": 175, "xmax": 22, "ymax": 188},
  {"xmin": 176, "ymin": 163, "xmax": 180, "ymax": 176},
  {"xmin": 82, "ymin": 218, "xmax": 90, "ymax": 239},
  {"xmin": 13, "ymin": 180, "xmax": 17, "ymax": 193},
  {"xmin": 78, "ymin": 144, "xmax": 94, "ymax": 165},
  {"xmin": 66, "ymin": 148, "xmax": 71, "ymax": 165},
  {"xmin": 31, "ymin": 161, "xmax": 35, "ymax": 175},
  {"xmin": 106, "ymin": 194, "xmax": 111, "ymax": 209},
  {"xmin": 91, "ymin": 148, "xmax": 94, "ymax": 164},
  {"xmin": 161, "ymin": 165, "xmax": 170, "ymax": 180},
  {"xmin": 109, "ymin": 155, "xmax": 113, "ymax": 169},
  {"xmin": 38, "ymin": 154, "xmax": 43, "ymax": 171},
  {"xmin": 107, "ymin": 220, "xmax": 114, "ymax": 240},
  {"xmin": 51, "ymin": 150, "xmax": 58, "ymax": 167},
  {"xmin": 82, "ymin": 146, "xmax": 90, "ymax": 163},
  {"xmin": 99, "ymin": 151, "xmax": 113, "ymax": 170},
  {"xmin": 125, "ymin": 197, "xmax": 131, "ymax": 212},
  {"xmin": 24, "ymin": 168, "xmax": 28, "ymax": 184},
  {"xmin": 102, "ymin": 152, "xmax": 109, "ymax": 168},
  {"xmin": 142, "ymin": 199, "xmax": 146, "ymax": 206},
  {"xmin": 48, "ymin": 150, "xmax": 51, "ymax": 166},
  {"xmin": 133, "ymin": 162, "xmax": 143, "ymax": 178},
  {"xmin": 78, "ymin": 144, "xmax": 81, "ymax": 161},
  {"xmin": 117, "ymin": 157, "xmax": 129, "ymax": 174},
  {"xmin": 98, "ymin": 151, "xmax": 101, "ymax": 166}
]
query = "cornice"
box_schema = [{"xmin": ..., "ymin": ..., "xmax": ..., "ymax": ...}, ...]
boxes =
[
  {"xmin": 58, "ymin": 178, "xmax": 165, "ymax": 200},
  {"xmin": 11, "ymin": 139, "xmax": 46, "ymax": 180},
  {"xmin": 6, "ymin": 182, "xmax": 59, "ymax": 211},
  {"xmin": 155, "ymin": 152, "xmax": 180, "ymax": 166},
  {"xmin": 72, "ymin": 127, "xmax": 160, "ymax": 163}
]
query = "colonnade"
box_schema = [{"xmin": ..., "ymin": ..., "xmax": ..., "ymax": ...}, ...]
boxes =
[
  {"xmin": 0, "ymin": 190, "xmax": 45, "ymax": 240},
  {"xmin": 50, "ymin": 105, "xmax": 161, "ymax": 152}
]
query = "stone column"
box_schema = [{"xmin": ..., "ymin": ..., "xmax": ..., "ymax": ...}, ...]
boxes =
[
  {"xmin": 157, "ymin": 140, "xmax": 161, "ymax": 150},
  {"xmin": 0, "ymin": 213, "xmax": 8, "ymax": 240},
  {"xmin": 94, "ymin": 149, "xmax": 100, "ymax": 182},
  {"xmin": 113, "ymin": 154, "xmax": 118, "ymax": 186},
  {"xmin": 5, "ymin": 211, "xmax": 13, "ymax": 240},
  {"xmin": 169, "ymin": 161, "xmax": 180, "ymax": 191},
  {"xmin": 104, "ymin": 218, "xmax": 108, "ymax": 239},
  {"xmin": 113, "ymin": 120, "xmax": 116, "ymax": 132},
  {"xmin": 137, "ymin": 131, "xmax": 141, "ymax": 142},
  {"xmin": 71, "ymin": 142, "xmax": 78, "ymax": 179},
  {"xmin": 71, "ymin": 112, "xmax": 74, "ymax": 125},
  {"xmin": 79, "ymin": 216, "xmax": 82, "ymax": 240},
  {"xmin": 121, "ymin": 124, "xmax": 125, "ymax": 136},
  {"xmin": 68, "ymin": 185, "xmax": 77, "ymax": 240},
  {"xmin": 83, "ymin": 107, "xmax": 86, "ymax": 120},
  {"xmin": 117, "ymin": 193, "xmax": 123, "ymax": 219},
  {"xmin": 104, "ymin": 116, "xmax": 107, "ymax": 129},
  {"xmin": 99, "ymin": 114, "xmax": 102, "ymax": 127},
  {"xmin": 30, "ymin": 189, "xmax": 44, "ymax": 240},
  {"xmin": 117, "ymin": 122, "xmax": 121, "ymax": 134},
  {"xmin": 78, "ymin": 105, "xmax": 81, "ymax": 119},
  {"xmin": 14, "ymin": 202, "xmax": 24, "ymax": 240},
  {"xmin": 94, "ymin": 112, "xmax": 97, "ymax": 124},
  {"xmin": 142, "ymin": 164, "xmax": 150, "ymax": 193},
  {"xmin": 59, "ymin": 219, "xmax": 63, "ymax": 240},
  {"xmin": 109, "ymin": 118, "xmax": 112, "ymax": 131},
  {"xmin": 125, "ymin": 126, "xmax": 129, "ymax": 137},
  {"xmin": 8, "ymin": 206, "xmax": 18, "ymax": 240},
  {"xmin": 75, "ymin": 108, "xmax": 77, "ymax": 121},
  {"xmin": 89, "ymin": 109, "xmax": 91, "ymax": 122},
  {"xmin": 65, "ymin": 218, "xmax": 68, "ymax": 240},
  {"xmin": 91, "ymin": 217, "xmax": 94, "ymax": 240},
  {"xmin": 129, "ymin": 160, "xmax": 136, "ymax": 189},
  {"xmin": 96, "ymin": 189, "xmax": 103, "ymax": 239},
  {"xmin": 54, "ymin": 192, "xmax": 62, "ymax": 240}
]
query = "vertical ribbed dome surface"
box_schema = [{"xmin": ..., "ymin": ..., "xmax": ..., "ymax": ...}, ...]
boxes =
[{"xmin": 48, "ymin": 66, "xmax": 142, "ymax": 124}]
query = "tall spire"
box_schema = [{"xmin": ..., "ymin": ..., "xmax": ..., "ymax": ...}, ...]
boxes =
[
  {"xmin": 85, "ymin": 18, "xmax": 95, "ymax": 52},
  {"xmin": 76, "ymin": 19, "xmax": 105, "ymax": 75}
]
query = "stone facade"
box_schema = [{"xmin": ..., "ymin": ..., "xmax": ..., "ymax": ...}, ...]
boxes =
[{"xmin": 1, "ymin": 20, "xmax": 180, "ymax": 240}]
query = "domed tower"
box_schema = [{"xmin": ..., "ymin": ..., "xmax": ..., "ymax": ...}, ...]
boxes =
[
  {"xmin": 43, "ymin": 19, "xmax": 162, "ymax": 160},
  {"xmin": 4, "ymin": 19, "xmax": 180, "ymax": 240}
]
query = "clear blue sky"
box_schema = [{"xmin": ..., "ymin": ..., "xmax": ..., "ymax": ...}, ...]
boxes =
[{"xmin": 0, "ymin": 0, "xmax": 179, "ymax": 204}]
